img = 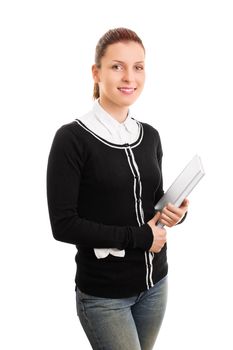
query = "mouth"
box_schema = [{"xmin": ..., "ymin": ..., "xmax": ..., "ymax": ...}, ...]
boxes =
[{"xmin": 117, "ymin": 87, "xmax": 137, "ymax": 95}]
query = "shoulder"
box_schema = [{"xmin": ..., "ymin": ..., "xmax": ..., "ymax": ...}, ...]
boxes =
[
  {"xmin": 140, "ymin": 121, "xmax": 159, "ymax": 133},
  {"xmin": 55, "ymin": 120, "xmax": 83, "ymax": 138},
  {"xmin": 53, "ymin": 120, "xmax": 88, "ymax": 146},
  {"xmin": 137, "ymin": 121, "xmax": 163, "ymax": 157},
  {"xmin": 54, "ymin": 108, "xmax": 95, "ymax": 141},
  {"xmin": 137, "ymin": 121, "xmax": 161, "ymax": 140},
  {"xmin": 49, "ymin": 121, "xmax": 89, "ymax": 160}
]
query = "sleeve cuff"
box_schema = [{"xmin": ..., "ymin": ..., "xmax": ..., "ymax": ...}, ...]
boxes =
[{"xmin": 131, "ymin": 224, "xmax": 153, "ymax": 251}]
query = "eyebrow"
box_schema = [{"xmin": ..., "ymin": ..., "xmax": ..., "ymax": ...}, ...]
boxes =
[{"xmin": 112, "ymin": 60, "xmax": 144, "ymax": 64}]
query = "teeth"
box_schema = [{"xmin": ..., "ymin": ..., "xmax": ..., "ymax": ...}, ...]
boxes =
[
  {"xmin": 119, "ymin": 88, "xmax": 135, "ymax": 92},
  {"xmin": 119, "ymin": 88, "xmax": 134, "ymax": 90}
]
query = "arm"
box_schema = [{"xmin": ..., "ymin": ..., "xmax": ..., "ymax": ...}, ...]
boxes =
[
  {"xmin": 46, "ymin": 125, "xmax": 153, "ymax": 250},
  {"xmin": 159, "ymin": 198, "xmax": 189, "ymax": 228}
]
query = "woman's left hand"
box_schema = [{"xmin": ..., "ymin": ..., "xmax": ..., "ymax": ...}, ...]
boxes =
[{"xmin": 159, "ymin": 198, "xmax": 189, "ymax": 228}]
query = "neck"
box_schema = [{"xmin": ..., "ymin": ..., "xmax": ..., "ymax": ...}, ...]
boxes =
[{"xmin": 99, "ymin": 98, "xmax": 129, "ymax": 123}]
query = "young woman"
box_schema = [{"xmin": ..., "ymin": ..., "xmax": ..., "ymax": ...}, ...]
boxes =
[{"xmin": 47, "ymin": 28, "xmax": 189, "ymax": 350}]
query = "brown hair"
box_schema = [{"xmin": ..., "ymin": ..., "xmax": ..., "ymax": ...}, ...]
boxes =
[{"xmin": 93, "ymin": 27, "xmax": 145, "ymax": 99}]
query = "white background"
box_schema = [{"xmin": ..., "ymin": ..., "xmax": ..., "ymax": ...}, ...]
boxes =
[{"xmin": 0, "ymin": 0, "xmax": 232, "ymax": 349}]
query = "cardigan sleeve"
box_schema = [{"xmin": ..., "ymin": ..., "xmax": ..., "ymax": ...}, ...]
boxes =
[{"xmin": 46, "ymin": 124, "xmax": 153, "ymax": 251}]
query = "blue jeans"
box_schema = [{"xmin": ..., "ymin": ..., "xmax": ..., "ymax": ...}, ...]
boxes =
[{"xmin": 76, "ymin": 275, "xmax": 168, "ymax": 350}]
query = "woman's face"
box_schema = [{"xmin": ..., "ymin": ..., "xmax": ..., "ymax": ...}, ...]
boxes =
[{"xmin": 93, "ymin": 41, "xmax": 145, "ymax": 113}]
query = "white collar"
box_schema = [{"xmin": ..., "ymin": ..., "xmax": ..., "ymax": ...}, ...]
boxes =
[{"xmin": 93, "ymin": 99, "xmax": 136, "ymax": 135}]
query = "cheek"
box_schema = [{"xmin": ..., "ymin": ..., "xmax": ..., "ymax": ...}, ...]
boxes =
[
  {"xmin": 139, "ymin": 74, "xmax": 145, "ymax": 86},
  {"xmin": 101, "ymin": 74, "xmax": 118, "ymax": 87},
  {"xmin": 136, "ymin": 79, "xmax": 145, "ymax": 93},
  {"xmin": 135, "ymin": 73, "xmax": 145, "ymax": 88},
  {"xmin": 102, "ymin": 80, "xmax": 116, "ymax": 93}
]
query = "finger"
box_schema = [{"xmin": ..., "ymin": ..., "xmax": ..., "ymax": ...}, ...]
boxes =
[
  {"xmin": 159, "ymin": 217, "xmax": 173, "ymax": 227},
  {"xmin": 165, "ymin": 203, "xmax": 183, "ymax": 216},
  {"xmin": 162, "ymin": 208, "xmax": 180, "ymax": 222},
  {"xmin": 153, "ymin": 211, "xmax": 161, "ymax": 223},
  {"xmin": 160, "ymin": 212, "xmax": 179, "ymax": 227}
]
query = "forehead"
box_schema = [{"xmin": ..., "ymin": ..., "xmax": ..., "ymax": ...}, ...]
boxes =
[{"xmin": 102, "ymin": 41, "xmax": 145, "ymax": 63}]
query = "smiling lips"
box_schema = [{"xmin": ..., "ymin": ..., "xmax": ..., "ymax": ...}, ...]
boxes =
[{"xmin": 118, "ymin": 87, "xmax": 136, "ymax": 95}]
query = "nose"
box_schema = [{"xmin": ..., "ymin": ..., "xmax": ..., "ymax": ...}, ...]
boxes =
[{"xmin": 122, "ymin": 68, "xmax": 135, "ymax": 83}]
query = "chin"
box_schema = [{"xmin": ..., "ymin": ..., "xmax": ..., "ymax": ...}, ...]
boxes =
[
  {"xmin": 117, "ymin": 94, "xmax": 139, "ymax": 106},
  {"xmin": 117, "ymin": 99, "xmax": 135, "ymax": 108}
]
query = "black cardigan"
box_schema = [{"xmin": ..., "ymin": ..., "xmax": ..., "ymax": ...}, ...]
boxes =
[{"xmin": 47, "ymin": 119, "xmax": 168, "ymax": 298}]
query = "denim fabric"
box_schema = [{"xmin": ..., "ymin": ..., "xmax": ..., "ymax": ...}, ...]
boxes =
[{"xmin": 76, "ymin": 275, "xmax": 168, "ymax": 350}]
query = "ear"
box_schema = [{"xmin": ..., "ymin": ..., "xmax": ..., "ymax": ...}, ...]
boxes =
[{"xmin": 92, "ymin": 64, "xmax": 100, "ymax": 83}]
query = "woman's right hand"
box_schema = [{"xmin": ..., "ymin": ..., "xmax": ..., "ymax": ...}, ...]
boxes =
[{"xmin": 147, "ymin": 212, "xmax": 167, "ymax": 253}]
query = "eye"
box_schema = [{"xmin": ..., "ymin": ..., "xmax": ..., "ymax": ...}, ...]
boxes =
[
  {"xmin": 112, "ymin": 64, "xmax": 123, "ymax": 71},
  {"xmin": 135, "ymin": 65, "xmax": 144, "ymax": 71}
]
